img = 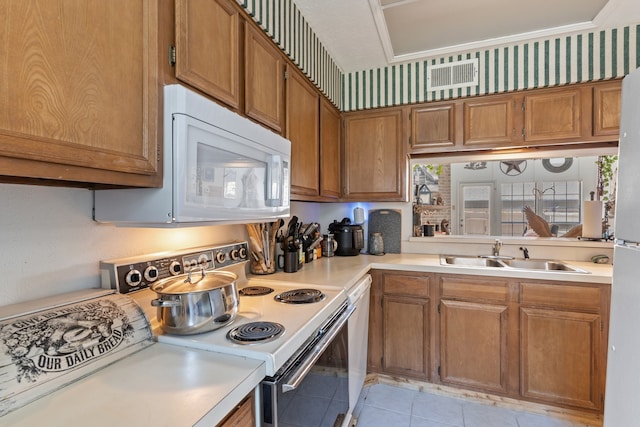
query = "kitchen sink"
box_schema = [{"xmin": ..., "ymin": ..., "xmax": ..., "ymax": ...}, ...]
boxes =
[
  {"xmin": 499, "ymin": 259, "xmax": 589, "ymax": 273},
  {"xmin": 440, "ymin": 256, "xmax": 505, "ymax": 267},
  {"xmin": 440, "ymin": 255, "xmax": 590, "ymax": 273}
]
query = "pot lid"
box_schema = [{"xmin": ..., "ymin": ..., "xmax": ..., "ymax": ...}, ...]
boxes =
[{"xmin": 150, "ymin": 269, "xmax": 237, "ymax": 294}]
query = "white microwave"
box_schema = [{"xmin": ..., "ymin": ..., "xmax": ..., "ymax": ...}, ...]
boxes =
[{"xmin": 94, "ymin": 85, "xmax": 291, "ymax": 226}]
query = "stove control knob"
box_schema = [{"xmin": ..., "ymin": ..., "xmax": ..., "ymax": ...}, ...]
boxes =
[
  {"xmin": 144, "ymin": 266, "xmax": 159, "ymax": 282},
  {"xmin": 215, "ymin": 251, "xmax": 226, "ymax": 264},
  {"xmin": 238, "ymin": 246, "xmax": 248, "ymax": 260},
  {"xmin": 230, "ymin": 249, "xmax": 240, "ymax": 260},
  {"xmin": 125, "ymin": 270, "xmax": 142, "ymax": 286},
  {"xmin": 169, "ymin": 261, "xmax": 182, "ymax": 276}
]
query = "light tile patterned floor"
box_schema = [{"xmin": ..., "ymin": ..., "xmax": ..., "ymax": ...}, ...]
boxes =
[{"xmin": 353, "ymin": 384, "xmax": 600, "ymax": 427}]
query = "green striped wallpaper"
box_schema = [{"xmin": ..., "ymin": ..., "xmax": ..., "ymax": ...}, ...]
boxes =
[
  {"xmin": 342, "ymin": 24, "xmax": 640, "ymax": 112},
  {"xmin": 236, "ymin": 0, "xmax": 639, "ymax": 114},
  {"xmin": 236, "ymin": 0, "xmax": 343, "ymax": 106}
]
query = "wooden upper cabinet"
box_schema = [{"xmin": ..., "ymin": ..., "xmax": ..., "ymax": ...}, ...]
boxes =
[
  {"xmin": 245, "ymin": 24, "xmax": 285, "ymax": 133},
  {"xmin": 464, "ymin": 94, "xmax": 519, "ymax": 147},
  {"xmin": 410, "ymin": 103, "xmax": 456, "ymax": 152},
  {"xmin": 343, "ymin": 109, "xmax": 407, "ymax": 201},
  {"xmin": 175, "ymin": 0, "xmax": 240, "ymax": 109},
  {"xmin": 0, "ymin": 0, "xmax": 160, "ymax": 187},
  {"xmin": 593, "ymin": 81, "xmax": 622, "ymax": 137},
  {"xmin": 286, "ymin": 66, "xmax": 320, "ymax": 197},
  {"xmin": 319, "ymin": 99, "xmax": 342, "ymax": 199},
  {"xmin": 523, "ymin": 86, "xmax": 587, "ymax": 143}
]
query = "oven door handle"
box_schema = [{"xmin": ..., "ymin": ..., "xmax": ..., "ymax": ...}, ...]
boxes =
[{"xmin": 281, "ymin": 304, "xmax": 355, "ymax": 393}]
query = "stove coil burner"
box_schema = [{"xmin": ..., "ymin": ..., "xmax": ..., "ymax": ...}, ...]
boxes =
[
  {"xmin": 227, "ymin": 321, "xmax": 285, "ymax": 344},
  {"xmin": 239, "ymin": 286, "xmax": 274, "ymax": 296},
  {"xmin": 275, "ymin": 288, "xmax": 326, "ymax": 304}
]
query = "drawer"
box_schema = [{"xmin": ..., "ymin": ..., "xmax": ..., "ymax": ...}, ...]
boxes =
[
  {"xmin": 383, "ymin": 274, "xmax": 430, "ymax": 298},
  {"xmin": 439, "ymin": 276, "xmax": 509, "ymax": 302},
  {"xmin": 520, "ymin": 282, "xmax": 602, "ymax": 312}
]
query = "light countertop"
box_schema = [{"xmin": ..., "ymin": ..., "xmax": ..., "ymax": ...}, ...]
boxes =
[
  {"xmin": 249, "ymin": 253, "xmax": 612, "ymax": 292},
  {"xmin": 1, "ymin": 343, "xmax": 265, "ymax": 427},
  {"xmin": 1, "ymin": 254, "xmax": 610, "ymax": 426}
]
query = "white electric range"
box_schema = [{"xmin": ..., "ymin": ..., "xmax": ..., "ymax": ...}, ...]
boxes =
[{"xmin": 105, "ymin": 241, "xmax": 352, "ymax": 427}]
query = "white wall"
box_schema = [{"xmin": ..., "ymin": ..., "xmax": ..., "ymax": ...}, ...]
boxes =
[{"xmin": 0, "ymin": 183, "xmax": 244, "ymax": 307}]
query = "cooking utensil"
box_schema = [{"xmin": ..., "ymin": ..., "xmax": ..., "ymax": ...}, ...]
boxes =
[{"xmin": 150, "ymin": 268, "xmax": 238, "ymax": 335}]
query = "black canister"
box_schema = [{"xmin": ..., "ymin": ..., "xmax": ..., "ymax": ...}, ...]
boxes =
[{"xmin": 328, "ymin": 218, "xmax": 364, "ymax": 256}]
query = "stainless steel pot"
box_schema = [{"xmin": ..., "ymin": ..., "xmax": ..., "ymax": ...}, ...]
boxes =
[{"xmin": 150, "ymin": 267, "xmax": 238, "ymax": 335}]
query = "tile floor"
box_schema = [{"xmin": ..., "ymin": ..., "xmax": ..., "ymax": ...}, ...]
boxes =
[{"xmin": 353, "ymin": 383, "xmax": 600, "ymax": 427}]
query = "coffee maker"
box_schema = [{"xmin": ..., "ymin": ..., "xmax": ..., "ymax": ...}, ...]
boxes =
[{"xmin": 328, "ymin": 218, "xmax": 364, "ymax": 256}]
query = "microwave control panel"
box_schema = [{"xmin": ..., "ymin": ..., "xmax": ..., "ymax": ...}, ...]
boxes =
[{"xmin": 99, "ymin": 242, "xmax": 248, "ymax": 294}]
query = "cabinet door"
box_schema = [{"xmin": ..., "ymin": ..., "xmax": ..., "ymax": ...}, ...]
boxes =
[
  {"xmin": 410, "ymin": 103, "xmax": 456, "ymax": 151},
  {"xmin": 440, "ymin": 299, "xmax": 509, "ymax": 394},
  {"xmin": 176, "ymin": 0, "xmax": 240, "ymax": 109},
  {"xmin": 245, "ymin": 24, "xmax": 285, "ymax": 133},
  {"xmin": 593, "ymin": 81, "xmax": 622, "ymax": 137},
  {"xmin": 343, "ymin": 109, "xmax": 407, "ymax": 201},
  {"xmin": 520, "ymin": 307, "xmax": 602, "ymax": 410},
  {"xmin": 0, "ymin": 0, "xmax": 160, "ymax": 187},
  {"xmin": 217, "ymin": 393, "xmax": 254, "ymax": 427},
  {"xmin": 464, "ymin": 95, "xmax": 519, "ymax": 147},
  {"xmin": 523, "ymin": 87, "xmax": 587, "ymax": 143},
  {"xmin": 383, "ymin": 295, "xmax": 430, "ymax": 379},
  {"xmin": 286, "ymin": 67, "xmax": 320, "ymax": 197},
  {"xmin": 319, "ymin": 99, "xmax": 342, "ymax": 198}
]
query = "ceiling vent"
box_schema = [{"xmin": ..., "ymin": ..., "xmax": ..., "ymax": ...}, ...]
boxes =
[{"xmin": 427, "ymin": 58, "xmax": 478, "ymax": 91}]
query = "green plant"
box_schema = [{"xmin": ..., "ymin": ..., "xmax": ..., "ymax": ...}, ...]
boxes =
[
  {"xmin": 597, "ymin": 155, "xmax": 618, "ymax": 201},
  {"xmin": 425, "ymin": 164, "xmax": 443, "ymax": 176}
]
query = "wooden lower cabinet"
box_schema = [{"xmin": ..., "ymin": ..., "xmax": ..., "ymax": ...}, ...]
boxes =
[
  {"xmin": 217, "ymin": 392, "xmax": 255, "ymax": 427},
  {"xmin": 368, "ymin": 270, "xmax": 610, "ymax": 413},
  {"xmin": 438, "ymin": 275, "xmax": 513, "ymax": 394},
  {"xmin": 519, "ymin": 281, "xmax": 609, "ymax": 411},
  {"xmin": 440, "ymin": 299, "xmax": 509, "ymax": 393},
  {"xmin": 368, "ymin": 270, "xmax": 432, "ymax": 380}
]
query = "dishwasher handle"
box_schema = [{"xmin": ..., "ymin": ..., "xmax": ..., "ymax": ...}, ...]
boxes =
[{"xmin": 282, "ymin": 304, "xmax": 355, "ymax": 393}]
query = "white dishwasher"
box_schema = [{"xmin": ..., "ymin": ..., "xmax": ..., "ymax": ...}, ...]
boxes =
[{"xmin": 347, "ymin": 274, "xmax": 372, "ymax": 415}]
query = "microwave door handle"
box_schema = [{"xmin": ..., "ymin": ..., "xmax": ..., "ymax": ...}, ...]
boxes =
[
  {"xmin": 281, "ymin": 304, "xmax": 355, "ymax": 393},
  {"xmin": 265, "ymin": 155, "xmax": 282, "ymax": 207}
]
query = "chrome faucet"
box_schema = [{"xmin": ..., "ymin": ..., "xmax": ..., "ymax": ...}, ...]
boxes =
[{"xmin": 492, "ymin": 239, "xmax": 502, "ymax": 257}]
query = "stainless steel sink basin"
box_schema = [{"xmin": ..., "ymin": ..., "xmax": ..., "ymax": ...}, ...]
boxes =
[
  {"xmin": 440, "ymin": 255, "xmax": 590, "ymax": 273},
  {"xmin": 499, "ymin": 259, "xmax": 589, "ymax": 273},
  {"xmin": 440, "ymin": 256, "xmax": 504, "ymax": 267}
]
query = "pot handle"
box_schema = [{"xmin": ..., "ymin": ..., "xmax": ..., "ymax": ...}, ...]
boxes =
[
  {"xmin": 184, "ymin": 265, "xmax": 207, "ymax": 284},
  {"xmin": 150, "ymin": 298, "xmax": 181, "ymax": 307}
]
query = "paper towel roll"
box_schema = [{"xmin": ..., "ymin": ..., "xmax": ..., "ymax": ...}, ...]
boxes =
[{"xmin": 583, "ymin": 200, "xmax": 603, "ymax": 239}]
